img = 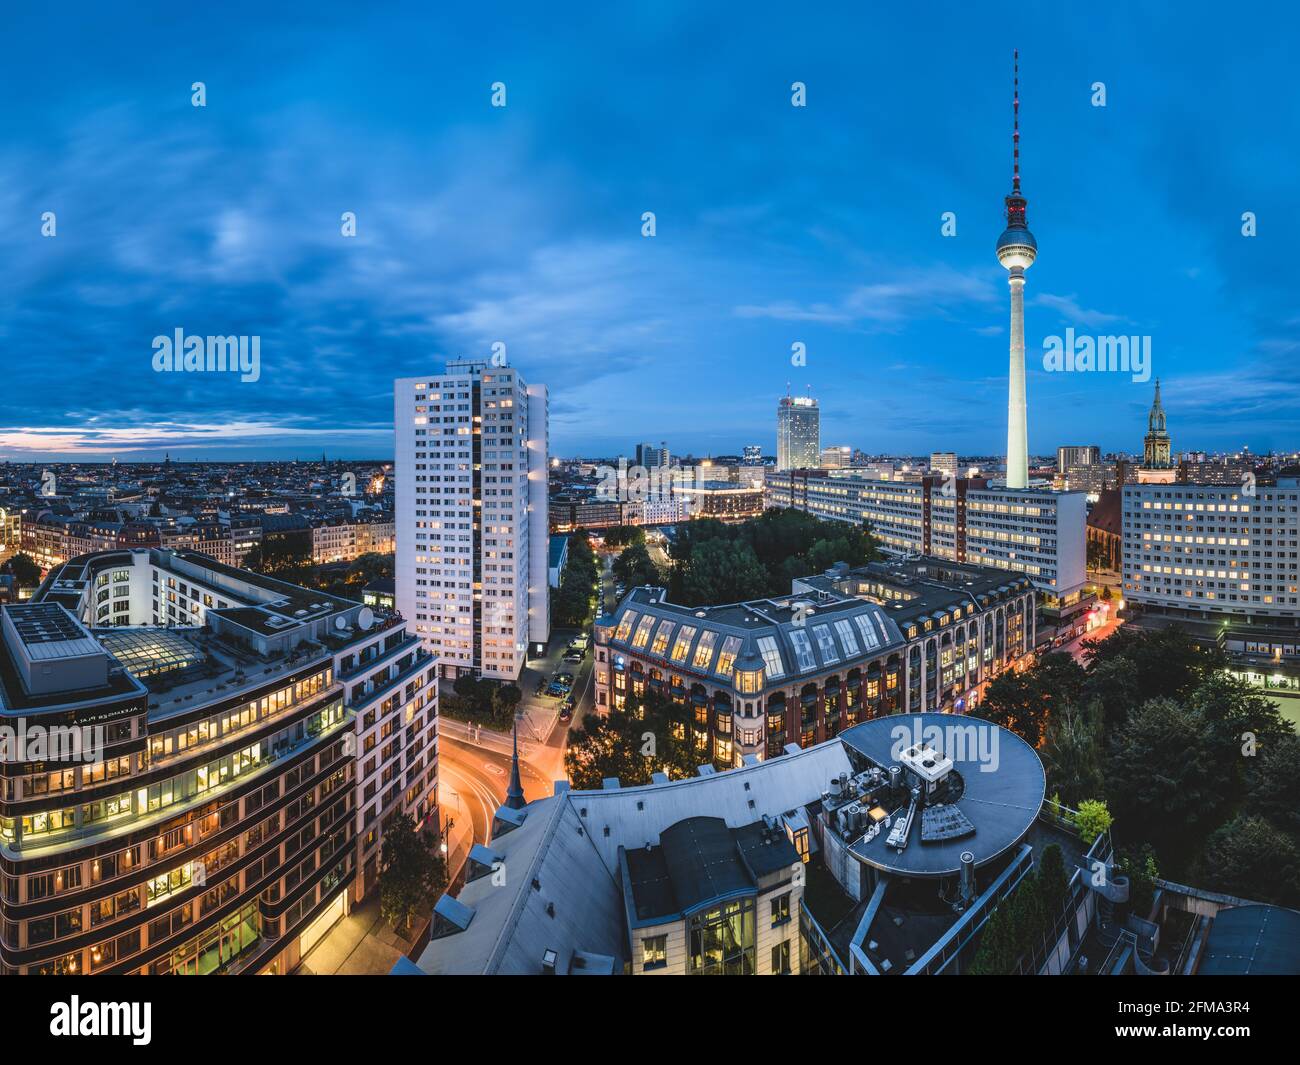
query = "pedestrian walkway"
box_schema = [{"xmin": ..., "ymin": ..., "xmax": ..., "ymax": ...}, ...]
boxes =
[{"xmin": 295, "ymin": 892, "xmax": 415, "ymax": 975}]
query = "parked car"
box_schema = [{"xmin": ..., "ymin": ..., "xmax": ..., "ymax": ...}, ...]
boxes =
[
  {"xmin": 545, "ymin": 682, "xmax": 568, "ymax": 698},
  {"xmin": 563, "ymin": 649, "xmax": 583, "ymax": 663},
  {"xmin": 559, "ymin": 694, "xmax": 575, "ymax": 721},
  {"xmin": 555, "ymin": 671, "xmax": 574, "ymax": 686}
]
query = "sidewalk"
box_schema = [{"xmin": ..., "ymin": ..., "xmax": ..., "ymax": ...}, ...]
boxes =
[
  {"xmin": 296, "ymin": 891, "xmax": 415, "ymax": 975},
  {"xmin": 439, "ymin": 711, "xmax": 566, "ymax": 781},
  {"xmin": 296, "ymin": 823, "xmax": 465, "ymax": 975}
]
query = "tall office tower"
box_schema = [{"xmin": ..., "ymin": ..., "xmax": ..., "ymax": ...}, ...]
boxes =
[
  {"xmin": 930, "ymin": 452, "xmax": 958, "ymax": 478},
  {"xmin": 395, "ymin": 362, "xmax": 550, "ymax": 680},
  {"xmin": 776, "ymin": 394, "xmax": 820, "ymax": 471},
  {"xmin": 635, "ymin": 441, "xmax": 670, "ymax": 469},
  {"xmin": 1057, "ymin": 445, "xmax": 1101, "ymax": 474},
  {"xmin": 743, "ymin": 444, "xmax": 763, "ymax": 464},
  {"xmin": 996, "ymin": 51, "xmax": 1037, "ymax": 491},
  {"xmin": 1142, "ymin": 379, "xmax": 1172, "ymax": 468}
]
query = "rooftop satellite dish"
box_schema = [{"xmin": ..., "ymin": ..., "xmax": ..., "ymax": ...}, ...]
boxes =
[
  {"xmin": 334, "ymin": 615, "xmax": 349, "ymax": 631},
  {"xmin": 357, "ymin": 607, "xmax": 375, "ymax": 631}
]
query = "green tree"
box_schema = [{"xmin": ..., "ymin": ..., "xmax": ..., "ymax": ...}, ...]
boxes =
[
  {"xmin": 440, "ymin": 677, "xmax": 522, "ymax": 730},
  {"xmin": 603, "ymin": 525, "xmax": 645, "ymax": 548},
  {"xmin": 1189, "ymin": 672, "xmax": 1292, "ymax": 765},
  {"xmin": 1119, "ymin": 844, "xmax": 1160, "ymax": 917},
  {"xmin": 971, "ymin": 653, "xmax": 1083, "ymax": 748},
  {"xmin": 564, "ymin": 691, "xmax": 697, "ymax": 789},
  {"xmin": 968, "ymin": 905, "xmax": 1014, "ymax": 975},
  {"xmin": 613, "ymin": 542, "xmax": 660, "ymax": 589},
  {"xmin": 667, "ymin": 508, "xmax": 879, "ymax": 603},
  {"xmin": 1073, "ymin": 798, "xmax": 1113, "ymax": 845},
  {"xmin": 1084, "ymin": 626, "xmax": 1225, "ymax": 706},
  {"xmin": 680, "ymin": 540, "xmax": 768, "ymax": 606},
  {"xmin": 1104, "ymin": 698, "xmax": 1219, "ymax": 851},
  {"xmin": 1080, "ymin": 656, "xmax": 1142, "ymax": 733},
  {"xmin": 553, "ymin": 532, "xmax": 599, "ymax": 627},
  {"xmin": 1037, "ymin": 843, "xmax": 1071, "ymax": 915},
  {"xmin": 1041, "ymin": 699, "xmax": 1105, "ymax": 807},
  {"xmin": 2, "ymin": 552, "xmax": 42, "ymax": 587},
  {"xmin": 1246, "ymin": 731, "xmax": 1300, "ymax": 838},
  {"xmin": 378, "ymin": 813, "xmax": 448, "ymax": 933},
  {"xmin": 1199, "ymin": 815, "xmax": 1300, "ymax": 908}
]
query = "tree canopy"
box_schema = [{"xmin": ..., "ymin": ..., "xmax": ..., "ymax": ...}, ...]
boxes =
[
  {"xmin": 667, "ymin": 508, "xmax": 878, "ymax": 606},
  {"xmin": 378, "ymin": 813, "xmax": 448, "ymax": 933},
  {"xmin": 986, "ymin": 622, "xmax": 1297, "ymax": 900},
  {"xmin": 564, "ymin": 690, "xmax": 701, "ymax": 789}
]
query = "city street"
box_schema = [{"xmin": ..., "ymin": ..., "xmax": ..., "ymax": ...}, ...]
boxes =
[{"xmin": 1059, "ymin": 611, "xmax": 1123, "ymax": 664}]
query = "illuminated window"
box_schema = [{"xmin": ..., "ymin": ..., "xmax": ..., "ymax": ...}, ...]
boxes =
[
  {"xmin": 716, "ymin": 635, "xmax": 742, "ymax": 676},
  {"xmin": 631, "ymin": 615, "xmax": 655, "ymax": 650},
  {"xmin": 650, "ymin": 619, "xmax": 675, "ymax": 657},
  {"xmin": 693, "ymin": 630, "xmax": 718, "ymax": 670},
  {"xmin": 670, "ymin": 625, "xmax": 697, "ymax": 663}
]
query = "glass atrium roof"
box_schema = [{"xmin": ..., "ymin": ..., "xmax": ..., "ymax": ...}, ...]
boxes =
[{"xmin": 98, "ymin": 628, "xmax": 204, "ymax": 678}]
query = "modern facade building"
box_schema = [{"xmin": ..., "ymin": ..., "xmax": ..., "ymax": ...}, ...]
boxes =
[
  {"xmin": 673, "ymin": 481, "xmax": 764, "ymax": 523},
  {"xmin": 0, "ymin": 548, "xmax": 438, "ymax": 975},
  {"xmin": 549, "ymin": 496, "xmax": 630, "ymax": 533},
  {"xmin": 593, "ymin": 557, "xmax": 1035, "ymax": 768},
  {"xmin": 395, "ymin": 363, "xmax": 551, "ymax": 679},
  {"xmin": 930, "ymin": 452, "xmax": 958, "ymax": 479},
  {"xmin": 776, "ymin": 395, "xmax": 820, "ymax": 472},
  {"xmin": 635, "ymin": 442, "xmax": 670, "ymax": 470},
  {"xmin": 821, "ymin": 446, "xmax": 853, "ymax": 469},
  {"xmin": 1057, "ymin": 446, "xmax": 1101, "ymax": 475},
  {"xmin": 766, "ymin": 469, "xmax": 1087, "ymax": 611},
  {"xmin": 742, "ymin": 445, "xmax": 763, "ymax": 465},
  {"xmin": 1121, "ymin": 475, "xmax": 1300, "ymax": 625}
]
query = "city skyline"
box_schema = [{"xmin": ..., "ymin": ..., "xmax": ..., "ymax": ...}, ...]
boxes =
[{"xmin": 1, "ymin": 5, "xmax": 1297, "ymax": 461}]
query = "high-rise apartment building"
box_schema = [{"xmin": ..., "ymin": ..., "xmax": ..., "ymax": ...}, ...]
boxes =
[
  {"xmin": 776, "ymin": 395, "xmax": 820, "ymax": 471},
  {"xmin": 395, "ymin": 362, "xmax": 550, "ymax": 680},
  {"xmin": 1122, "ymin": 476, "xmax": 1300, "ymax": 624},
  {"xmin": 742, "ymin": 445, "xmax": 763, "ymax": 465},
  {"xmin": 635, "ymin": 442, "xmax": 670, "ymax": 469},
  {"xmin": 1056, "ymin": 446, "xmax": 1100, "ymax": 474}
]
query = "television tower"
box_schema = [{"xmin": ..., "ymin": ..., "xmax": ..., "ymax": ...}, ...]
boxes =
[{"xmin": 996, "ymin": 50, "xmax": 1037, "ymax": 490}]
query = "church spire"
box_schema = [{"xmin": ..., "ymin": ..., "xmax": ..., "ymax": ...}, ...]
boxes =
[{"xmin": 503, "ymin": 716, "xmax": 526, "ymax": 810}]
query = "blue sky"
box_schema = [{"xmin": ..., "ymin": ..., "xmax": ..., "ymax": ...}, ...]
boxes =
[{"xmin": 1, "ymin": 1, "xmax": 1296, "ymax": 460}]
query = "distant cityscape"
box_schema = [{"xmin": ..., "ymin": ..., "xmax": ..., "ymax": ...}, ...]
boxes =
[{"xmin": 2, "ymin": 9, "xmax": 1296, "ymax": 1002}]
